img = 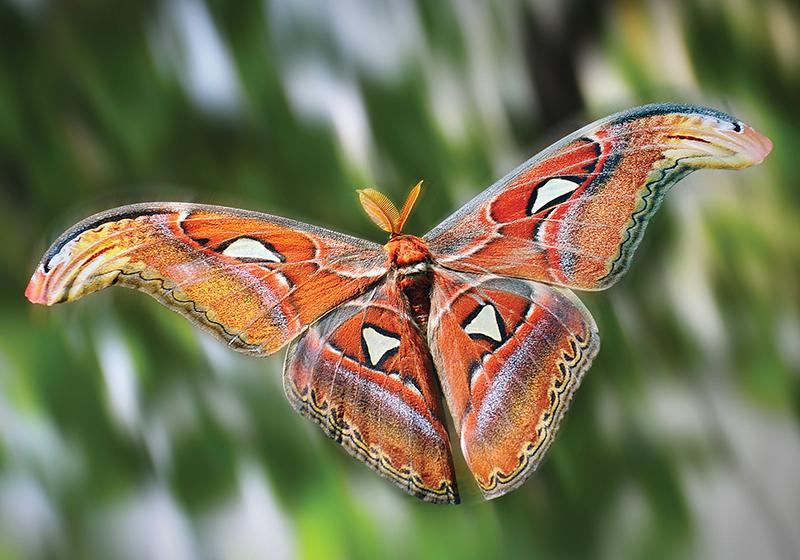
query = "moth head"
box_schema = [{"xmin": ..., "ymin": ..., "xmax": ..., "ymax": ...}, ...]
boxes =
[{"xmin": 357, "ymin": 181, "xmax": 422, "ymax": 236}]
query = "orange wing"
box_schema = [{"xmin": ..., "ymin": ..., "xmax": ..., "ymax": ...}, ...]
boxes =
[
  {"xmin": 427, "ymin": 266, "xmax": 598, "ymax": 499},
  {"xmin": 26, "ymin": 203, "xmax": 388, "ymax": 355},
  {"xmin": 284, "ymin": 275, "xmax": 458, "ymax": 503},
  {"xmin": 424, "ymin": 104, "xmax": 771, "ymax": 290}
]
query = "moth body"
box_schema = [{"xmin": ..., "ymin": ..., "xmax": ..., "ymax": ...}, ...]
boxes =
[
  {"xmin": 25, "ymin": 104, "xmax": 772, "ymax": 505},
  {"xmin": 385, "ymin": 233, "xmax": 433, "ymax": 331}
]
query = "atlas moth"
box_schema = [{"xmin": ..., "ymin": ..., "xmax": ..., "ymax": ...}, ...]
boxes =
[{"xmin": 26, "ymin": 104, "xmax": 771, "ymax": 504}]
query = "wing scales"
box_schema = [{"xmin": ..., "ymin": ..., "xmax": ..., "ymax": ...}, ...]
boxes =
[
  {"xmin": 424, "ymin": 104, "xmax": 771, "ymax": 290},
  {"xmin": 428, "ymin": 267, "xmax": 599, "ymax": 499},
  {"xmin": 284, "ymin": 277, "xmax": 459, "ymax": 503},
  {"xmin": 26, "ymin": 203, "xmax": 388, "ymax": 355}
]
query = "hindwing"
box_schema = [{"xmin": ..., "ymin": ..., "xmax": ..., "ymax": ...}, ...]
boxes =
[
  {"xmin": 284, "ymin": 276, "xmax": 459, "ymax": 503},
  {"xmin": 427, "ymin": 268, "xmax": 599, "ymax": 498}
]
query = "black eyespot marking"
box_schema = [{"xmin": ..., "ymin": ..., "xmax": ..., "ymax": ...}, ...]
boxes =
[
  {"xmin": 526, "ymin": 138, "xmax": 600, "ymax": 218},
  {"xmin": 527, "ymin": 177, "xmax": 581, "ymax": 217},
  {"xmin": 462, "ymin": 303, "xmax": 506, "ymax": 344},
  {"xmin": 217, "ymin": 236, "xmax": 286, "ymax": 263},
  {"xmin": 360, "ymin": 323, "xmax": 401, "ymax": 369}
]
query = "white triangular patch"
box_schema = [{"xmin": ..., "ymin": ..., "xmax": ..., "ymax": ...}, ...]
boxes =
[
  {"xmin": 530, "ymin": 178, "xmax": 579, "ymax": 214},
  {"xmin": 362, "ymin": 327, "xmax": 401, "ymax": 366},
  {"xmin": 221, "ymin": 238, "xmax": 283, "ymax": 262},
  {"xmin": 464, "ymin": 305, "xmax": 502, "ymax": 342}
]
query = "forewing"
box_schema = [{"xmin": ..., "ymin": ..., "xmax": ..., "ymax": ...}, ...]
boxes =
[
  {"xmin": 284, "ymin": 276, "xmax": 458, "ymax": 504},
  {"xmin": 26, "ymin": 203, "xmax": 388, "ymax": 355},
  {"xmin": 428, "ymin": 267, "xmax": 599, "ymax": 499},
  {"xmin": 424, "ymin": 104, "xmax": 771, "ymax": 290}
]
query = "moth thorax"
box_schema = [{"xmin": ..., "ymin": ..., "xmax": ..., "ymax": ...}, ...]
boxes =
[
  {"xmin": 396, "ymin": 261, "xmax": 429, "ymax": 276},
  {"xmin": 385, "ymin": 234, "xmax": 431, "ymax": 269},
  {"xmin": 397, "ymin": 267, "xmax": 432, "ymax": 331}
]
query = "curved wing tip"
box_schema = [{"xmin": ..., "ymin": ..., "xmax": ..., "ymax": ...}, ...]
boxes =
[
  {"xmin": 26, "ymin": 267, "xmax": 77, "ymax": 306},
  {"xmin": 24, "ymin": 268, "xmax": 47, "ymax": 305},
  {"xmin": 624, "ymin": 103, "xmax": 772, "ymax": 167},
  {"xmin": 739, "ymin": 124, "xmax": 772, "ymax": 166}
]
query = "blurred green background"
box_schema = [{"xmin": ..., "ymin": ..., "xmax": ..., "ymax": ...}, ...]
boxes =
[{"xmin": 1, "ymin": 0, "xmax": 799, "ymax": 558}]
